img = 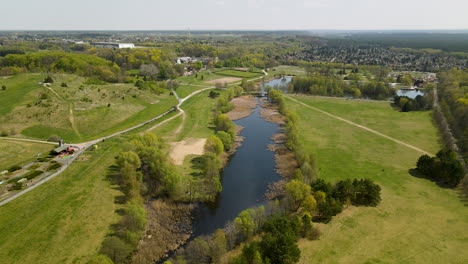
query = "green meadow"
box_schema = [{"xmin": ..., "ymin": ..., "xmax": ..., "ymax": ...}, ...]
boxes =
[
  {"xmin": 0, "ymin": 73, "xmax": 178, "ymax": 143},
  {"xmin": 284, "ymin": 95, "xmax": 468, "ymax": 264},
  {"xmin": 0, "ymin": 139, "xmax": 123, "ymax": 264}
]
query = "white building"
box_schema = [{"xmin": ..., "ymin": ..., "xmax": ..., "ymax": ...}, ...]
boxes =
[{"xmin": 90, "ymin": 42, "xmax": 135, "ymax": 49}]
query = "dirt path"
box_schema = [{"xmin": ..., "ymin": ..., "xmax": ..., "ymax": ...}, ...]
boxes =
[
  {"xmin": 69, "ymin": 106, "xmax": 82, "ymax": 140},
  {"xmin": 286, "ymin": 95, "xmax": 433, "ymax": 156},
  {"xmin": 0, "ymin": 137, "xmax": 57, "ymax": 145},
  {"xmin": 1, "ymin": 70, "xmax": 269, "ymax": 206}
]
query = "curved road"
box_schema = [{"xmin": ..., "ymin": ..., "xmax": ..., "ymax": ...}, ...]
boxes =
[{"xmin": 1, "ymin": 70, "xmax": 269, "ymax": 207}]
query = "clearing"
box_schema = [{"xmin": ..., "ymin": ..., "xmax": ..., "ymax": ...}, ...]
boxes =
[
  {"xmin": 170, "ymin": 138, "xmax": 207, "ymax": 165},
  {"xmin": 285, "ymin": 95, "xmax": 468, "ymax": 264},
  {"xmin": 205, "ymin": 77, "xmax": 242, "ymax": 85}
]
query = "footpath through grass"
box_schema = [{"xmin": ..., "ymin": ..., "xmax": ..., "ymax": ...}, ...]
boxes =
[
  {"xmin": 285, "ymin": 95, "xmax": 468, "ymax": 264},
  {"xmin": 0, "ymin": 73, "xmax": 178, "ymax": 143},
  {"xmin": 0, "ymin": 140, "xmax": 122, "ymax": 264}
]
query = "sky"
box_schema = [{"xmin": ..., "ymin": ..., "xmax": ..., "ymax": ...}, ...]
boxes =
[{"xmin": 1, "ymin": 0, "xmax": 468, "ymax": 30}]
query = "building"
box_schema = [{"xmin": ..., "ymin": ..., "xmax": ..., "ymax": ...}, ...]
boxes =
[{"xmin": 90, "ymin": 42, "xmax": 135, "ymax": 49}]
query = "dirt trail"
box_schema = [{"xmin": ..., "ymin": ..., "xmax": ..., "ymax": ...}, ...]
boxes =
[{"xmin": 286, "ymin": 96, "xmax": 433, "ymax": 156}]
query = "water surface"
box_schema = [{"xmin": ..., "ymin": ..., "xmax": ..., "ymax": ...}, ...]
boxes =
[{"xmin": 192, "ymin": 100, "xmax": 281, "ymax": 236}]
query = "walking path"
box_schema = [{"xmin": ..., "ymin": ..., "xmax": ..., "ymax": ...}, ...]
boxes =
[
  {"xmin": 0, "ymin": 70, "xmax": 269, "ymax": 207},
  {"xmin": 285, "ymin": 95, "xmax": 433, "ymax": 156}
]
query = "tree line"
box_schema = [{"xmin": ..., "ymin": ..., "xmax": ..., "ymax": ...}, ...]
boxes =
[{"xmin": 96, "ymin": 133, "xmax": 181, "ymax": 264}]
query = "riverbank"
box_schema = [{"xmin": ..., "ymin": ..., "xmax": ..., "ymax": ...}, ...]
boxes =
[{"xmin": 259, "ymin": 98, "xmax": 298, "ymax": 200}]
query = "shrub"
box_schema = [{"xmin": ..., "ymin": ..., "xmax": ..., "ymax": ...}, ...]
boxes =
[
  {"xmin": 23, "ymin": 170, "xmax": 43, "ymax": 180},
  {"xmin": 61, "ymin": 82, "xmax": 68, "ymax": 87},
  {"xmin": 46, "ymin": 162, "xmax": 62, "ymax": 171},
  {"xmin": 1, "ymin": 85, "xmax": 6, "ymax": 91},
  {"xmin": 44, "ymin": 75, "xmax": 54, "ymax": 83},
  {"xmin": 8, "ymin": 165, "xmax": 22, "ymax": 172},
  {"xmin": 100, "ymin": 236, "xmax": 133, "ymax": 263}
]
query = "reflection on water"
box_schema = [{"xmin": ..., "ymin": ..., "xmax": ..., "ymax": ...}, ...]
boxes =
[
  {"xmin": 397, "ymin": 89, "xmax": 425, "ymax": 99},
  {"xmin": 191, "ymin": 100, "xmax": 281, "ymax": 236}
]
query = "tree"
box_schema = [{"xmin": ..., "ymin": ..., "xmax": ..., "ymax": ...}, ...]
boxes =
[
  {"xmin": 140, "ymin": 64, "xmax": 159, "ymax": 79},
  {"xmin": 100, "ymin": 236, "xmax": 132, "ymax": 264},
  {"xmin": 285, "ymin": 180, "xmax": 311, "ymax": 211},
  {"xmin": 44, "ymin": 75, "xmax": 54, "ymax": 83},
  {"xmin": 209, "ymin": 229, "xmax": 227, "ymax": 263},
  {"xmin": 216, "ymin": 131, "xmax": 233, "ymax": 150},
  {"xmin": 416, "ymin": 154, "xmax": 434, "ymax": 175},
  {"xmin": 260, "ymin": 216, "xmax": 301, "ymax": 264},
  {"xmin": 214, "ymin": 114, "xmax": 233, "ymax": 132},
  {"xmin": 205, "ymin": 135, "xmax": 224, "ymax": 155},
  {"xmin": 235, "ymin": 209, "xmax": 256, "ymax": 239},
  {"xmin": 185, "ymin": 237, "xmax": 210, "ymax": 264}
]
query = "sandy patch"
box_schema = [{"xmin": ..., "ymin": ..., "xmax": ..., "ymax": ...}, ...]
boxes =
[
  {"xmin": 206, "ymin": 77, "xmax": 242, "ymax": 84},
  {"xmin": 170, "ymin": 138, "xmax": 207, "ymax": 165},
  {"xmin": 226, "ymin": 96, "xmax": 257, "ymax": 120}
]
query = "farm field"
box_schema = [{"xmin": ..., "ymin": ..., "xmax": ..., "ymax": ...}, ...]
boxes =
[
  {"xmin": 0, "ymin": 140, "xmax": 53, "ymax": 172},
  {"xmin": 0, "ymin": 139, "xmax": 122, "ymax": 264},
  {"xmin": 284, "ymin": 95, "xmax": 468, "ymax": 264},
  {"xmin": 0, "ymin": 73, "xmax": 178, "ymax": 143}
]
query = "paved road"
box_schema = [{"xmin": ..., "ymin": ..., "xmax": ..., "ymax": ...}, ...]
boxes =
[
  {"xmin": 286, "ymin": 95, "xmax": 433, "ymax": 156},
  {"xmin": 0, "ymin": 70, "xmax": 269, "ymax": 207}
]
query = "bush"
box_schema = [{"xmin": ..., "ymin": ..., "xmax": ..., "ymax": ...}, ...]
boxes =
[
  {"xmin": 47, "ymin": 135, "xmax": 61, "ymax": 142},
  {"xmin": 100, "ymin": 236, "xmax": 132, "ymax": 264},
  {"xmin": 8, "ymin": 165, "xmax": 22, "ymax": 172},
  {"xmin": 1, "ymin": 85, "xmax": 6, "ymax": 91},
  {"xmin": 23, "ymin": 170, "xmax": 43, "ymax": 180},
  {"xmin": 46, "ymin": 162, "xmax": 62, "ymax": 171},
  {"xmin": 44, "ymin": 75, "xmax": 54, "ymax": 83},
  {"xmin": 61, "ymin": 82, "xmax": 68, "ymax": 87}
]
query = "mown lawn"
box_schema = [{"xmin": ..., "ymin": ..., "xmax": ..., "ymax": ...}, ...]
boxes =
[
  {"xmin": 285, "ymin": 95, "xmax": 468, "ymax": 264},
  {"xmin": 216, "ymin": 70, "xmax": 262, "ymax": 78},
  {"xmin": 0, "ymin": 140, "xmax": 122, "ymax": 264},
  {"xmin": 175, "ymin": 84, "xmax": 207, "ymax": 99},
  {"xmin": 270, "ymin": 65, "xmax": 307, "ymax": 77},
  {"xmin": 0, "ymin": 140, "xmax": 53, "ymax": 171}
]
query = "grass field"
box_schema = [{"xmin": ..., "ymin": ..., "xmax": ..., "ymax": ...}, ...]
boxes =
[
  {"xmin": 0, "ymin": 140, "xmax": 53, "ymax": 171},
  {"xmin": 270, "ymin": 65, "xmax": 308, "ymax": 77},
  {"xmin": 0, "ymin": 139, "xmax": 122, "ymax": 264},
  {"xmin": 0, "ymin": 74, "xmax": 45, "ymax": 116},
  {"xmin": 0, "ymin": 73, "xmax": 177, "ymax": 143},
  {"xmin": 215, "ymin": 69, "xmax": 262, "ymax": 78},
  {"xmin": 175, "ymin": 84, "xmax": 208, "ymax": 99},
  {"xmin": 285, "ymin": 95, "xmax": 468, "ymax": 264}
]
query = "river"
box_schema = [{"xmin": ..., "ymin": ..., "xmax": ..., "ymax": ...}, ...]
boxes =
[{"xmin": 191, "ymin": 99, "xmax": 282, "ymax": 236}]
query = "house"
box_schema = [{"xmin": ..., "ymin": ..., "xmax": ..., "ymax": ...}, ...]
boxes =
[
  {"xmin": 52, "ymin": 140, "xmax": 74, "ymax": 155},
  {"xmin": 90, "ymin": 42, "xmax": 135, "ymax": 49},
  {"xmin": 52, "ymin": 145, "xmax": 73, "ymax": 155},
  {"xmin": 177, "ymin": 57, "xmax": 192, "ymax": 64}
]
